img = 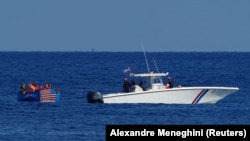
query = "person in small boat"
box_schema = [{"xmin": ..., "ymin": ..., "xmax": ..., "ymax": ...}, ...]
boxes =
[
  {"xmin": 165, "ymin": 76, "xmax": 174, "ymax": 89},
  {"xmin": 25, "ymin": 83, "xmax": 33, "ymax": 93},
  {"xmin": 44, "ymin": 83, "xmax": 51, "ymax": 89},
  {"xmin": 27, "ymin": 82, "xmax": 41, "ymax": 92},
  {"xmin": 20, "ymin": 83, "xmax": 28, "ymax": 94},
  {"xmin": 123, "ymin": 78, "xmax": 130, "ymax": 93}
]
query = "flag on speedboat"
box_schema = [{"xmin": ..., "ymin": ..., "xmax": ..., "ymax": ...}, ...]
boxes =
[
  {"xmin": 123, "ymin": 67, "xmax": 131, "ymax": 73},
  {"xmin": 40, "ymin": 89, "xmax": 57, "ymax": 102}
]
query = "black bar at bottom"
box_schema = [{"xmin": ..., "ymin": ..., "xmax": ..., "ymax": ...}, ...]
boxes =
[{"xmin": 106, "ymin": 125, "xmax": 249, "ymax": 141}]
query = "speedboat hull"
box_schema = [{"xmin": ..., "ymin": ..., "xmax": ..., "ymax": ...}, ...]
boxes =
[
  {"xmin": 86, "ymin": 71, "xmax": 239, "ymax": 104},
  {"xmin": 100, "ymin": 87, "xmax": 239, "ymax": 104}
]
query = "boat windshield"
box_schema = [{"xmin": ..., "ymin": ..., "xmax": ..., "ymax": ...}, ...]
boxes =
[{"xmin": 149, "ymin": 76, "xmax": 163, "ymax": 84}]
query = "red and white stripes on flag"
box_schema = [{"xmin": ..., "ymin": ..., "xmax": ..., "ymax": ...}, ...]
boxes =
[{"xmin": 40, "ymin": 89, "xmax": 57, "ymax": 102}]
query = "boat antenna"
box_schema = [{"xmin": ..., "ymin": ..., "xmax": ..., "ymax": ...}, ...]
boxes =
[
  {"xmin": 141, "ymin": 42, "xmax": 150, "ymax": 73},
  {"xmin": 153, "ymin": 57, "xmax": 159, "ymax": 73}
]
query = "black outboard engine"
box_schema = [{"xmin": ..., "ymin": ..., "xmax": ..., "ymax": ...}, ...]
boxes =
[{"xmin": 86, "ymin": 91, "xmax": 104, "ymax": 103}]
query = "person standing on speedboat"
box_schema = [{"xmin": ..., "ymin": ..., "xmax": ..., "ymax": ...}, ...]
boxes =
[
  {"xmin": 123, "ymin": 78, "xmax": 130, "ymax": 93},
  {"xmin": 165, "ymin": 76, "xmax": 174, "ymax": 89}
]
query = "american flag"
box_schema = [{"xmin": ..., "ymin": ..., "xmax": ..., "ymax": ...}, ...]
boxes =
[
  {"xmin": 123, "ymin": 67, "xmax": 131, "ymax": 73},
  {"xmin": 40, "ymin": 89, "xmax": 57, "ymax": 102}
]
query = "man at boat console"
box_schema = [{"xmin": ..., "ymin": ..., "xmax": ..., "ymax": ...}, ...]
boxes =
[{"xmin": 165, "ymin": 76, "xmax": 174, "ymax": 89}]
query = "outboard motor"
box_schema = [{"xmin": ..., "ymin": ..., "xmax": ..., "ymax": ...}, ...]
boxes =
[{"xmin": 86, "ymin": 91, "xmax": 104, "ymax": 103}]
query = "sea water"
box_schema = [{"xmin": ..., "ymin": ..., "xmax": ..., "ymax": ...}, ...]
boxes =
[{"xmin": 0, "ymin": 52, "xmax": 249, "ymax": 141}]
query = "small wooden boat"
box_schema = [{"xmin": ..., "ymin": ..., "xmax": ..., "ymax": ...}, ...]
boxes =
[{"xmin": 18, "ymin": 88, "xmax": 60, "ymax": 102}]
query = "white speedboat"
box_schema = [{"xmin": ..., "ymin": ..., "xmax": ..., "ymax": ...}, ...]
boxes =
[{"xmin": 86, "ymin": 72, "xmax": 239, "ymax": 104}]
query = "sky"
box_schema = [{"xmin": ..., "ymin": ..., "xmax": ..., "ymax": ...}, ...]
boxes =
[{"xmin": 0, "ymin": 0, "xmax": 250, "ymax": 52}]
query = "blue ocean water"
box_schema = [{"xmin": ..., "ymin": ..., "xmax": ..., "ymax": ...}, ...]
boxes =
[{"xmin": 0, "ymin": 52, "xmax": 249, "ymax": 141}]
